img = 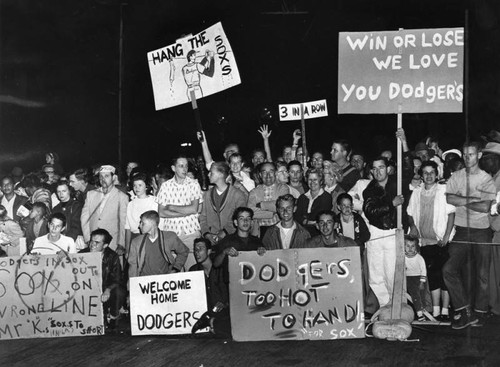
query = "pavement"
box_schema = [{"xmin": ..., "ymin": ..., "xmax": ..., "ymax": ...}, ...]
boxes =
[{"xmin": 1, "ymin": 313, "xmax": 500, "ymax": 367}]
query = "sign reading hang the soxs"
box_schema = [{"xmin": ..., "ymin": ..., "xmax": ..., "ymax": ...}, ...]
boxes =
[
  {"xmin": 338, "ymin": 28, "xmax": 464, "ymax": 114},
  {"xmin": 147, "ymin": 22, "xmax": 241, "ymax": 110}
]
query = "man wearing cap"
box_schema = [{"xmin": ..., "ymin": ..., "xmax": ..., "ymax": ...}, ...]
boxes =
[{"xmin": 81, "ymin": 165, "xmax": 129, "ymax": 253}]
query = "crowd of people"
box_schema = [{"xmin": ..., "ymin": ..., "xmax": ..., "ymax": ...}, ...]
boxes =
[{"xmin": 1, "ymin": 127, "xmax": 500, "ymax": 336}]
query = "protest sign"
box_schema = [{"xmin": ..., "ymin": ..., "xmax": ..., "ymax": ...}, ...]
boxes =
[
  {"xmin": 147, "ymin": 22, "xmax": 241, "ymax": 111},
  {"xmin": 129, "ymin": 271, "xmax": 207, "ymax": 336},
  {"xmin": 229, "ymin": 248, "xmax": 364, "ymax": 341},
  {"xmin": 338, "ymin": 28, "xmax": 464, "ymax": 114},
  {"xmin": 279, "ymin": 99, "xmax": 329, "ymax": 121},
  {"xmin": 0, "ymin": 253, "xmax": 104, "ymax": 340}
]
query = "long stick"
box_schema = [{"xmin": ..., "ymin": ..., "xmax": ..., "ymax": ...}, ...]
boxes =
[
  {"xmin": 300, "ymin": 103, "xmax": 307, "ymax": 165},
  {"xmin": 190, "ymin": 90, "xmax": 203, "ymax": 133}
]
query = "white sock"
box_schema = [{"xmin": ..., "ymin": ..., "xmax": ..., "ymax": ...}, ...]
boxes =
[
  {"xmin": 433, "ymin": 306, "xmax": 440, "ymax": 316},
  {"xmin": 441, "ymin": 307, "xmax": 449, "ymax": 316}
]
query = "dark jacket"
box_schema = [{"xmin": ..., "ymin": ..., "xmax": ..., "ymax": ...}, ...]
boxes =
[
  {"xmin": 294, "ymin": 190, "xmax": 333, "ymax": 225},
  {"xmin": 80, "ymin": 247, "xmax": 123, "ymax": 290},
  {"xmin": 11, "ymin": 194, "xmax": 28, "ymax": 223},
  {"xmin": 263, "ymin": 221, "xmax": 311, "ymax": 250},
  {"xmin": 25, "ymin": 218, "xmax": 49, "ymax": 253},
  {"xmin": 53, "ymin": 199, "xmax": 83, "ymax": 240},
  {"xmin": 334, "ymin": 212, "xmax": 370, "ymax": 251},
  {"xmin": 362, "ymin": 176, "xmax": 409, "ymax": 230}
]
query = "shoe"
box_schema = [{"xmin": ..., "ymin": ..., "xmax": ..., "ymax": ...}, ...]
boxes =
[
  {"xmin": 437, "ymin": 314, "xmax": 450, "ymax": 322},
  {"xmin": 191, "ymin": 311, "xmax": 212, "ymax": 334},
  {"xmin": 452, "ymin": 308, "xmax": 478, "ymax": 330},
  {"xmin": 471, "ymin": 311, "xmax": 488, "ymax": 327}
]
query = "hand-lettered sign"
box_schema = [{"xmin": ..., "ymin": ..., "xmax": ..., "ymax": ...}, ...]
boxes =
[
  {"xmin": 279, "ymin": 99, "xmax": 328, "ymax": 121},
  {"xmin": 129, "ymin": 271, "xmax": 207, "ymax": 336},
  {"xmin": 147, "ymin": 22, "xmax": 241, "ymax": 110},
  {"xmin": 0, "ymin": 253, "xmax": 104, "ymax": 340},
  {"xmin": 229, "ymin": 248, "xmax": 364, "ymax": 341},
  {"xmin": 338, "ymin": 28, "xmax": 464, "ymax": 114}
]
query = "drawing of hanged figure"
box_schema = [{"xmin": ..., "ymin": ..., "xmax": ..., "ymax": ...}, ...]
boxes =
[{"xmin": 182, "ymin": 49, "xmax": 215, "ymax": 100}]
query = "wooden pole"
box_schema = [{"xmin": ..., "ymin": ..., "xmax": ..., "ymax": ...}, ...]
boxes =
[
  {"xmin": 190, "ymin": 90, "xmax": 203, "ymax": 133},
  {"xmin": 300, "ymin": 103, "xmax": 307, "ymax": 166}
]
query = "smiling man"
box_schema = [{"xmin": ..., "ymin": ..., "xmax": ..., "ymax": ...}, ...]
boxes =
[
  {"xmin": 306, "ymin": 210, "xmax": 357, "ymax": 248},
  {"xmin": 262, "ymin": 194, "xmax": 310, "ymax": 250}
]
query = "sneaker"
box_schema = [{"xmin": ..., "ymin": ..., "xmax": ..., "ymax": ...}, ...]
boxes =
[
  {"xmin": 452, "ymin": 308, "xmax": 478, "ymax": 330},
  {"xmin": 471, "ymin": 311, "xmax": 488, "ymax": 327}
]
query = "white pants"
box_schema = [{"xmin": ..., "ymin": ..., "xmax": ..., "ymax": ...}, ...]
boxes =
[{"xmin": 366, "ymin": 226, "xmax": 396, "ymax": 307}]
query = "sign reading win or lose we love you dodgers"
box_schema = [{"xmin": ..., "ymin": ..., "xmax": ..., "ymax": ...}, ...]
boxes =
[
  {"xmin": 0, "ymin": 253, "xmax": 104, "ymax": 340},
  {"xmin": 338, "ymin": 28, "xmax": 464, "ymax": 114},
  {"xmin": 130, "ymin": 271, "xmax": 207, "ymax": 336},
  {"xmin": 279, "ymin": 99, "xmax": 328, "ymax": 121},
  {"xmin": 229, "ymin": 248, "xmax": 364, "ymax": 341},
  {"xmin": 147, "ymin": 22, "xmax": 241, "ymax": 110}
]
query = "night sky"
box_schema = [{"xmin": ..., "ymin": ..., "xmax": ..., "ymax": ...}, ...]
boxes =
[{"xmin": 1, "ymin": 0, "xmax": 499, "ymax": 174}]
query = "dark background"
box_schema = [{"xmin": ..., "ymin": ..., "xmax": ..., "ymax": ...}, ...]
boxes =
[{"xmin": 1, "ymin": 0, "xmax": 499, "ymax": 173}]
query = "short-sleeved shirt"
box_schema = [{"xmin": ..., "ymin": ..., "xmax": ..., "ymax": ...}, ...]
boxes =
[
  {"xmin": 446, "ymin": 168, "xmax": 496, "ymax": 229},
  {"xmin": 126, "ymin": 196, "xmax": 158, "ymax": 233},
  {"xmin": 32, "ymin": 234, "xmax": 77, "ymax": 255},
  {"xmin": 156, "ymin": 176, "xmax": 203, "ymax": 235}
]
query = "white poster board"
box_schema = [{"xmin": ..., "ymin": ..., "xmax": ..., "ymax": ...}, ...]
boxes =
[
  {"xmin": 129, "ymin": 271, "xmax": 207, "ymax": 335},
  {"xmin": 279, "ymin": 99, "xmax": 328, "ymax": 121},
  {"xmin": 0, "ymin": 253, "xmax": 104, "ymax": 340},
  {"xmin": 147, "ymin": 22, "xmax": 241, "ymax": 110}
]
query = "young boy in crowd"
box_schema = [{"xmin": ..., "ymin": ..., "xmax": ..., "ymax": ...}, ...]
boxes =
[{"xmin": 405, "ymin": 235, "xmax": 431, "ymax": 321}]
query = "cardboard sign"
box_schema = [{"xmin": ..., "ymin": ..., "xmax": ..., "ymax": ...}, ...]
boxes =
[
  {"xmin": 129, "ymin": 271, "xmax": 207, "ymax": 335},
  {"xmin": 229, "ymin": 248, "xmax": 364, "ymax": 341},
  {"xmin": 147, "ymin": 22, "xmax": 241, "ymax": 110},
  {"xmin": 0, "ymin": 253, "xmax": 104, "ymax": 340},
  {"xmin": 279, "ymin": 99, "xmax": 328, "ymax": 121},
  {"xmin": 338, "ymin": 28, "xmax": 464, "ymax": 114}
]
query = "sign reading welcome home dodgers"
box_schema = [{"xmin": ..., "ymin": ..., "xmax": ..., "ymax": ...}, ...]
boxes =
[
  {"xmin": 229, "ymin": 248, "xmax": 364, "ymax": 341},
  {"xmin": 147, "ymin": 22, "xmax": 241, "ymax": 110},
  {"xmin": 279, "ymin": 99, "xmax": 328, "ymax": 121},
  {"xmin": 130, "ymin": 271, "xmax": 207, "ymax": 336},
  {"xmin": 338, "ymin": 28, "xmax": 464, "ymax": 114},
  {"xmin": 0, "ymin": 253, "xmax": 104, "ymax": 340}
]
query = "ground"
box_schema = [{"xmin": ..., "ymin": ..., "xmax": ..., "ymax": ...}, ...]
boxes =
[{"xmin": 1, "ymin": 315, "xmax": 500, "ymax": 367}]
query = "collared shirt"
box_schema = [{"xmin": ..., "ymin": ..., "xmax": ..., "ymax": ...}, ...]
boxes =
[
  {"xmin": 277, "ymin": 222, "xmax": 296, "ymax": 250},
  {"xmin": 156, "ymin": 176, "xmax": 203, "ymax": 235},
  {"xmin": 305, "ymin": 188, "xmax": 325, "ymax": 213},
  {"xmin": 1, "ymin": 195, "xmax": 15, "ymax": 220}
]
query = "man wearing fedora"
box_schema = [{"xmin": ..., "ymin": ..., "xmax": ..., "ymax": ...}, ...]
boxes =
[{"xmin": 81, "ymin": 165, "xmax": 129, "ymax": 253}]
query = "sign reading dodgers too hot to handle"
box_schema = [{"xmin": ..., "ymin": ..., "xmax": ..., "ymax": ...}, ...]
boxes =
[
  {"xmin": 229, "ymin": 248, "xmax": 364, "ymax": 341},
  {"xmin": 130, "ymin": 271, "xmax": 207, "ymax": 335},
  {"xmin": 338, "ymin": 28, "xmax": 464, "ymax": 114},
  {"xmin": 147, "ymin": 22, "xmax": 241, "ymax": 111},
  {"xmin": 279, "ymin": 99, "xmax": 328, "ymax": 121}
]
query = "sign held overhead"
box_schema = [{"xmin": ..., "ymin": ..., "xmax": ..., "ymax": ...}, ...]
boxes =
[
  {"xmin": 279, "ymin": 99, "xmax": 328, "ymax": 121},
  {"xmin": 338, "ymin": 28, "xmax": 464, "ymax": 114},
  {"xmin": 148, "ymin": 22, "xmax": 241, "ymax": 111}
]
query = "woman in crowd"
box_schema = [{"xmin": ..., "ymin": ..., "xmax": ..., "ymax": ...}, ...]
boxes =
[
  {"xmin": 52, "ymin": 180, "xmax": 83, "ymax": 247},
  {"xmin": 407, "ymin": 160, "xmax": 455, "ymax": 321},
  {"xmin": 125, "ymin": 172, "xmax": 157, "ymax": 254},
  {"xmin": 24, "ymin": 202, "xmax": 49, "ymax": 254},
  {"xmin": 294, "ymin": 168, "xmax": 332, "ymax": 236}
]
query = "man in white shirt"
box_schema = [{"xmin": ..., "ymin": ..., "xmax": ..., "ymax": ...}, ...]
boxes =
[{"xmin": 32, "ymin": 212, "xmax": 77, "ymax": 255}]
